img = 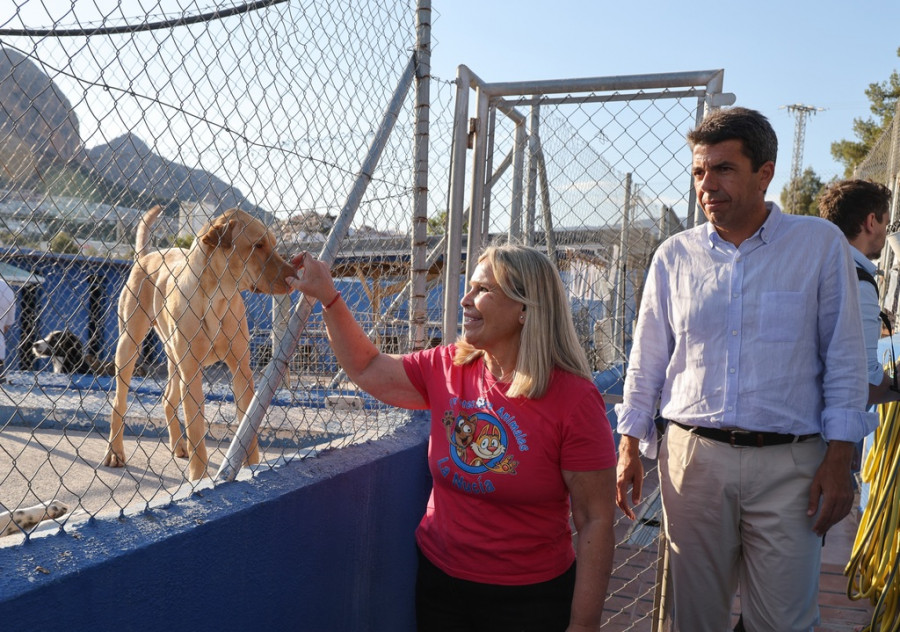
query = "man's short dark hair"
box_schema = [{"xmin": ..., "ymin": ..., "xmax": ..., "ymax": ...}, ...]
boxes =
[
  {"xmin": 687, "ymin": 107, "xmax": 778, "ymax": 171},
  {"xmin": 818, "ymin": 179, "xmax": 892, "ymax": 239}
]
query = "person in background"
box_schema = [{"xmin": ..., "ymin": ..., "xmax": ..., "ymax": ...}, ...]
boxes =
[
  {"xmin": 615, "ymin": 107, "xmax": 876, "ymax": 631},
  {"xmin": 287, "ymin": 243, "xmax": 617, "ymax": 632},
  {"xmin": 0, "ymin": 277, "xmax": 15, "ymax": 383},
  {"xmin": 818, "ymin": 179, "xmax": 900, "ymax": 406}
]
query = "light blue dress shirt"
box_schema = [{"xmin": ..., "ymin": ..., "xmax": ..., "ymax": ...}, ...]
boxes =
[
  {"xmin": 616, "ymin": 203, "xmax": 877, "ymax": 458},
  {"xmin": 849, "ymin": 245, "xmax": 885, "ymax": 386}
]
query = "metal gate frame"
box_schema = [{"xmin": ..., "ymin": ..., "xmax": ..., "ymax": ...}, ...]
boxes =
[{"xmin": 441, "ymin": 67, "xmax": 736, "ymax": 344}]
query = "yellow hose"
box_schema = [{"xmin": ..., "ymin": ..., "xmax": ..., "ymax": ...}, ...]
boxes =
[{"xmin": 845, "ymin": 398, "xmax": 900, "ymax": 632}]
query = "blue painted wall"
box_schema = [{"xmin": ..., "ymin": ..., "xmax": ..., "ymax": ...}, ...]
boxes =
[{"xmin": 0, "ymin": 417, "xmax": 432, "ymax": 631}]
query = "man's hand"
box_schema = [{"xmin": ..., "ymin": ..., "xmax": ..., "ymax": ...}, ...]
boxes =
[
  {"xmin": 807, "ymin": 440, "xmax": 855, "ymax": 536},
  {"xmin": 616, "ymin": 435, "xmax": 644, "ymax": 520}
]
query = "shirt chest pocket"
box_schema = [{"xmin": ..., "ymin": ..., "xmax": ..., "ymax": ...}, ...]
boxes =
[{"xmin": 758, "ymin": 291, "xmax": 808, "ymax": 342}]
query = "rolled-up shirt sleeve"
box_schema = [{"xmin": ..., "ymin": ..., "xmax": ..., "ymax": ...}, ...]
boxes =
[
  {"xmin": 819, "ymin": 238, "xmax": 879, "ymax": 442},
  {"xmin": 615, "ymin": 252, "xmax": 673, "ymax": 458}
]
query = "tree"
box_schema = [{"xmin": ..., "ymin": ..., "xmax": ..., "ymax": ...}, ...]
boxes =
[
  {"xmin": 780, "ymin": 167, "xmax": 825, "ymax": 216},
  {"xmin": 173, "ymin": 234, "xmax": 194, "ymax": 249},
  {"xmin": 831, "ymin": 47, "xmax": 900, "ymax": 177},
  {"xmin": 427, "ymin": 209, "xmax": 467, "ymax": 236},
  {"xmin": 49, "ymin": 230, "xmax": 79, "ymax": 254}
]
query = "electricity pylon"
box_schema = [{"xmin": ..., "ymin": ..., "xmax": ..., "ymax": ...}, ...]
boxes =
[{"xmin": 782, "ymin": 104, "xmax": 824, "ymax": 213}]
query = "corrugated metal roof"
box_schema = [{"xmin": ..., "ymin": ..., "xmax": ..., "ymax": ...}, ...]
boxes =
[{"xmin": 0, "ymin": 261, "xmax": 43, "ymax": 285}]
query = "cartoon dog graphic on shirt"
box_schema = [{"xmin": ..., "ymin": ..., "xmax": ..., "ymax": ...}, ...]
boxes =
[{"xmin": 443, "ymin": 411, "xmax": 477, "ymax": 460}]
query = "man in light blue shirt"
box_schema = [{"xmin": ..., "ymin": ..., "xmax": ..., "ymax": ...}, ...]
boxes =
[
  {"xmin": 615, "ymin": 107, "xmax": 876, "ymax": 631},
  {"xmin": 819, "ymin": 179, "xmax": 898, "ymax": 406}
]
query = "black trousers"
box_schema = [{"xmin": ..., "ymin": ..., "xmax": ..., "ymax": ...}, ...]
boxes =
[{"xmin": 415, "ymin": 548, "xmax": 576, "ymax": 632}]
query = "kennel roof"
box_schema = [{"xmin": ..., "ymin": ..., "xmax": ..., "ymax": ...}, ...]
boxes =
[{"xmin": 0, "ymin": 261, "xmax": 43, "ymax": 286}]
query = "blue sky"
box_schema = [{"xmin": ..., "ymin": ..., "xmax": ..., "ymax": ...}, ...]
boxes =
[
  {"xmin": 428, "ymin": 0, "xmax": 900, "ymax": 206},
  {"xmin": 3, "ymin": 0, "xmax": 897, "ymax": 221}
]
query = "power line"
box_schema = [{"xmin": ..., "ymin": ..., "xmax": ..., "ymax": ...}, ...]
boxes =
[{"xmin": 781, "ymin": 103, "xmax": 825, "ymax": 213}]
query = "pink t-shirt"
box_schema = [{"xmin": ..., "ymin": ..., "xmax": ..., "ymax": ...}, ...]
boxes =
[{"xmin": 403, "ymin": 345, "xmax": 616, "ymax": 585}]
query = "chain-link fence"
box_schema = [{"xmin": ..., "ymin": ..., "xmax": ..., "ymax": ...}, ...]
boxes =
[
  {"xmin": 438, "ymin": 70, "xmax": 730, "ymax": 365},
  {"xmin": 0, "ymin": 1, "xmax": 737, "ymax": 628},
  {"xmin": 855, "ymin": 100, "xmax": 900, "ymax": 319},
  {"xmin": 0, "ymin": 0, "xmax": 423, "ymax": 526}
]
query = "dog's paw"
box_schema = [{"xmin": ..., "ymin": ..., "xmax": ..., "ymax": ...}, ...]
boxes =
[
  {"xmin": 101, "ymin": 448, "xmax": 126, "ymax": 469},
  {"xmin": 171, "ymin": 439, "xmax": 189, "ymax": 459},
  {"xmin": 0, "ymin": 500, "xmax": 70, "ymax": 537},
  {"xmin": 45, "ymin": 500, "xmax": 69, "ymax": 520}
]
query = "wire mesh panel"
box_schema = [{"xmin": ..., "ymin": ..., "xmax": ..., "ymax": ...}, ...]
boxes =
[
  {"xmin": 0, "ymin": 0, "xmax": 419, "ymax": 533},
  {"xmin": 487, "ymin": 94, "xmax": 701, "ymax": 370},
  {"xmin": 440, "ymin": 70, "xmax": 730, "ymax": 370},
  {"xmin": 856, "ymin": 100, "xmax": 900, "ymax": 319}
]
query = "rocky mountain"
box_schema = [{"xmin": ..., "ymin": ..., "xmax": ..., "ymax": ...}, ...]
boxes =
[
  {"xmin": 0, "ymin": 48, "xmax": 80, "ymax": 179},
  {"xmin": 0, "ymin": 48, "xmax": 80, "ymax": 163},
  {"xmin": 0, "ymin": 47, "xmax": 269, "ymax": 222},
  {"xmin": 82, "ymin": 133, "xmax": 270, "ymax": 223}
]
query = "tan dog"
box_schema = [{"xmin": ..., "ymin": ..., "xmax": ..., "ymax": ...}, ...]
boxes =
[{"xmin": 102, "ymin": 206, "xmax": 294, "ymax": 480}]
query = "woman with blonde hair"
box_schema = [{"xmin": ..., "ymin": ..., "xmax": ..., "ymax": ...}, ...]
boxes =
[{"xmin": 287, "ymin": 243, "xmax": 616, "ymax": 632}]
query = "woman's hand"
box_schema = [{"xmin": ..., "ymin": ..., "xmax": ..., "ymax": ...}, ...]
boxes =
[
  {"xmin": 285, "ymin": 252, "xmax": 427, "ymax": 409},
  {"xmin": 286, "ymin": 252, "xmax": 338, "ymax": 304}
]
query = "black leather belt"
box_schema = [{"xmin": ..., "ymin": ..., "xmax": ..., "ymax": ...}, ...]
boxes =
[{"xmin": 671, "ymin": 421, "xmax": 819, "ymax": 448}]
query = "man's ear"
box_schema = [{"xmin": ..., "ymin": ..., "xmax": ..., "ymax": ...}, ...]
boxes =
[
  {"xmin": 757, "ymin": 160, "xmax": 775, "ymax": 192},
  {"xmin": 865, "ymin": 212, "xmax": 880, "ymax": 233}
]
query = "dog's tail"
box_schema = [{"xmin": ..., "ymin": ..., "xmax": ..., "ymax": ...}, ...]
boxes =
[{"xmin": 135, "ymin": 205, "xmax": 163, "ymax": 259}]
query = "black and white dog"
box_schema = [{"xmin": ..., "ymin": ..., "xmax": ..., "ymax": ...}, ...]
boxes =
[
  {"xmin": 0, "ymin": 500, "xmax": 69, "ymax": 537},
  {"xmin": 32, "ymin": 330, "xmax": 116, "ymax": 376}
]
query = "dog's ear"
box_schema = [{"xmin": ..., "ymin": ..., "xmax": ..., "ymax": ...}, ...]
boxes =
[{"xmin": 200, "ymin": 217, "xmax": 237, "ymax": 250}]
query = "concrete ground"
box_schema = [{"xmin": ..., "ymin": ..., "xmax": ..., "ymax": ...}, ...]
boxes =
[{"xmin": 0, "ymin": 368, "xmax": 405, "ymax": 537}]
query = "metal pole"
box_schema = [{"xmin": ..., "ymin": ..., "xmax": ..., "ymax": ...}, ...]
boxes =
[
  {"xmin": 616, "ymin": 173, "xmax": 632, "ymax": 360},
  {"xmin": 483, "ymin": 69, "xmax": 728, "ymax": 98},
  {"xmin": 465, "ymin": 86, "xmax": 490, "ymax": 281},
  {"xmin": 509, "ymin": 117, "xmax": 526, "ymax": 241},
  {"xmin": 658, "ymin": 203, "xmax": 668, "ymax": 241},
  {"xmin": 328, "ymin": 139, "xmax": 516, "ymax": 390},
  {"xmin": 689, "ymin": 97, "xmax": 706, "ymax": 229},
  {"xmin": 536, "ymin": 145, "xmax": 556, "ymax": 264},
  {"xmin": 525, "ymin": 102, "xmax": 540, "ymax": 246},
  {"xmin": 216, "ymin": 54, "xmax": 417, "ymax": 482},
  {"xmin": 481, "ymin": 105, "xmax": 497, "ymax": 245},
  {"xmin": 272, "ymin": 294, "xmax": 291, "ymax": 388},
  {"xmin": 652, "ymin": 530, "xmax": 671, "ymax": 631},
  {"xmin": 410, "ymin": 0, "xmax": 431, "ymax": 352},
  {"xmin": 442, "ymin": 65, "xmax": 471, "ymax": 345}
]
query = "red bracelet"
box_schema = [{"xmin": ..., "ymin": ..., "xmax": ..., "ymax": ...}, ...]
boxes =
[{"xmin": 323, "ymin": 292, "xmax": 341, "ymax": 310}]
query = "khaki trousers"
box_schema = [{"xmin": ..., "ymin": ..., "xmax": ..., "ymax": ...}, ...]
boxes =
[{"xmin": 659, "ymin": 422, "xmax": 827, "ymax": 632}]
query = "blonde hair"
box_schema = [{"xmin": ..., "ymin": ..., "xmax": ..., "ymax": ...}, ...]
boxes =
[{"xmin": 453, "ymin": 244, "xmax": 591, "ymax": 398}]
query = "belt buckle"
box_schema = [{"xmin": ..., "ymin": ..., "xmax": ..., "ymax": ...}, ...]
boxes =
[{"xmin": 728, "ymin": 429, "xmax": 751, "ymax": 447}]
